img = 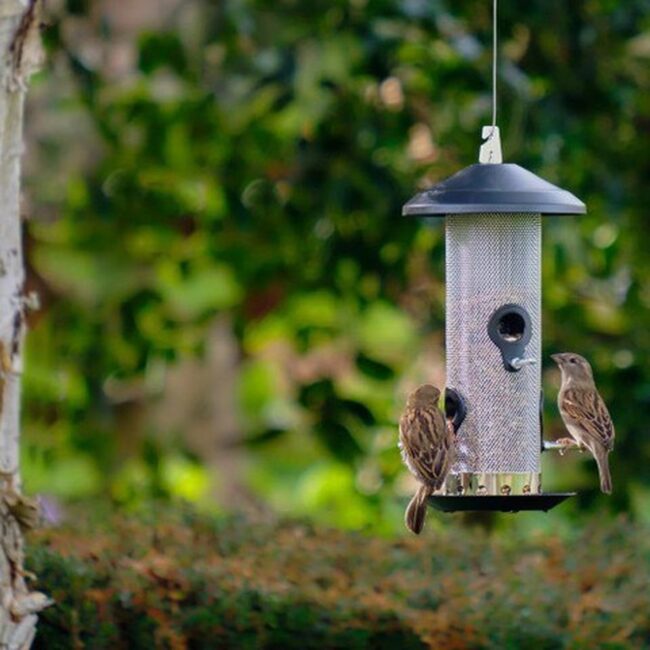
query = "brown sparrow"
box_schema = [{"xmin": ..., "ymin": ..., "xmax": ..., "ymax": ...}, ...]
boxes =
[
  {"xmin": 399, "ymin": 384, "xmax": 454, "ymax": 534},
  {"xmin": 552, "ymin": 353, "xmax": 615, "ymax": 494}
]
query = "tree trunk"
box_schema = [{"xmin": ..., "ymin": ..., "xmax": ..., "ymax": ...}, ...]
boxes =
[{"xmin": 0, "ymin": 1, "xmax": 50, "ymax": 647}]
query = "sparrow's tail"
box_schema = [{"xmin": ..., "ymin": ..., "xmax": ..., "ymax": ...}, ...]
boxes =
[
  {"xmin": 594, "ymin": 450, "xmax": 613, "ymax": 494},
  {"xmin": 405, "ymin": 484, "xmax": 433, "ymax": 535}
]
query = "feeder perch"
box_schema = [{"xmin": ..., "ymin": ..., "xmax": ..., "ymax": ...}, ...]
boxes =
[{"xmin": 402, "ymin": 127, "xmax": 585, "ymax": 512}]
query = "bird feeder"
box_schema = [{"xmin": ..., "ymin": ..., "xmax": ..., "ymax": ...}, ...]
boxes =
[{"xmin": 402, "ymin": 128, "xmax": 585, "ymax": 512}]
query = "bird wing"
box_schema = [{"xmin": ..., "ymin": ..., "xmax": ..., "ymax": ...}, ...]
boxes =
[
  {"xmin": 399, "ymin": 406, "xmax": 454, "ymax": 489},
  {"xmin": 560, "ymin": 387, "xmax": 615, "ymax": 452}
]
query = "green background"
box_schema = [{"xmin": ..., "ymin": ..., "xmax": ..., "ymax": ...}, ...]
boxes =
[{"xmin": 19, "ymin": 0, "xmax": 650, "ymax": 533}]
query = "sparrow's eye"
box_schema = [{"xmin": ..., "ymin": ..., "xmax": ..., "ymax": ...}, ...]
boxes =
[{"xmin": 569, "ymin": 357, "xmax": 577, "ymax": 364}]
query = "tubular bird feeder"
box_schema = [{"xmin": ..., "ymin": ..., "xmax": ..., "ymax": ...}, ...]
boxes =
[{"xmin": 402, "ymin": 128, "xmax": 585, "ymax": 512}]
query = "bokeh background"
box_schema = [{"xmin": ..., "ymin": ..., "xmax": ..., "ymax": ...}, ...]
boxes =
[
  {"xmin": 20, "ymin": 0, "xmax": 650, "ymax": 531},
  {"xmin": 18, "ymin": 1, "xmax": 650, "ymax": 646}
]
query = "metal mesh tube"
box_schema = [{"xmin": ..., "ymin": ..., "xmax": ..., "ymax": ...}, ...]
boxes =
[{"xmin": 446, "ymin": 214, "xmax": 541, "ymax": 474}]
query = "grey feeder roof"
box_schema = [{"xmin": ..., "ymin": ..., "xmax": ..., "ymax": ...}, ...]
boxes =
[{"xmin": 402, "ymin": 163, "xmax": 586, "ymax": 217}]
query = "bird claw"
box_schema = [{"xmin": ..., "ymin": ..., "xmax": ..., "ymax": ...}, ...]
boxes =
[{"xmin": 554, "ymin": 438, "xmax": 579, "ymax": 456}]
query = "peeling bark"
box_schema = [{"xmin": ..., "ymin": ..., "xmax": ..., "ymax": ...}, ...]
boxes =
[{"xmin": 0, "ymin": 1, "xmax": 50, "ymax": 647}]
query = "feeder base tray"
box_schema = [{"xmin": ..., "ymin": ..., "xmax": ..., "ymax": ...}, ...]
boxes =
[{"xmin": 428, "ymin": 493, "xmax": 575, "ymax": 513}]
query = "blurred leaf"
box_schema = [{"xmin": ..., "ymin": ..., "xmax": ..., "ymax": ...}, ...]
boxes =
[
  {"xmin": 241, "ymin": 428, "xmax": 287, "ymax": 447},
  {"xmin": 314, "ymin": 421, "xmax": 363, "ymax": 462},
  {"xmin": 160, "ymin": 264, "xmax": 243, "ymax": 319},
  {"xmin": 339, "ymin": 398, "xmax": 376, "ymax": 426},
  {"xmin": 33, "ymin": 247, "xmax": 144, "ymax": 304},
  {"xmin": 356, "ymin": 303, "xmax": 417, "ymax": 363},
  {"xmin": 355, "ymin": 353, "xmax": 395, "ymax": 381},
  {"xmin": 238, "ymin": 359, "xmax": 280, "ymax": 421},
  {"xmin": 20, "ymin": 0, "xmax": 650, "ymax": 520},
  {"xmin": 138, "ymin": 32, "xmax": 188, "ymax": 76}
]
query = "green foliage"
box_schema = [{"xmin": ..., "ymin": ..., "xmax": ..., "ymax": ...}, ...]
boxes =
[
  {"xmin": 20, "ymin": 0, "xmax": 650, "ymax": 524},
  {"xmin": 29, "ymin": 510, "xmax": 650, "ymax": 648}
]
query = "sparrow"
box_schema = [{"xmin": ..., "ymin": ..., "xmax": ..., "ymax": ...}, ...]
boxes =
[
  {"xmin": 399, "ymin": 384, "xmax": 454, "ymax": 534},
  {"xmin": 552, "ymin": 353, "xmax": 615, "ymax": 494}
]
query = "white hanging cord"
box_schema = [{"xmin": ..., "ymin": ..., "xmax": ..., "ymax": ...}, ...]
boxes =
[
  {"xmin": 490, "ymin": 0, "xmax": 498, "ymax": 137},
  {"xmin": 479, "ymin": 0, "xmax": 502, "ymax": 162}
]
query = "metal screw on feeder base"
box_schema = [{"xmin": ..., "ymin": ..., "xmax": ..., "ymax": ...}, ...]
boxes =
[{"xmin": 401, "ymin": 128, "xmax": 585, "ymax": 513}]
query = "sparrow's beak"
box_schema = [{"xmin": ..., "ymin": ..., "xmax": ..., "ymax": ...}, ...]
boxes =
[{"xmin": 551, "ymin": 353, "xmax": 564, "ymax": 365}]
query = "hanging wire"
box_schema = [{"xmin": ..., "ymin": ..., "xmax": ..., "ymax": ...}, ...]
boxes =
[{"xmin": 489, "ymin": 0, "xmax": 498, "ymax": 138}]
